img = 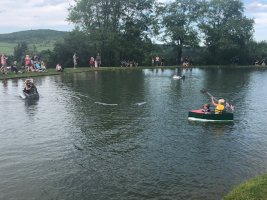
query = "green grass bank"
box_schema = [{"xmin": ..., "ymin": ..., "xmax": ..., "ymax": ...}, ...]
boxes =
[
  {"xmin": 0, "ymin": 66, "xmax": 169, "ymax": 80},
  {"xmin": 224, "ymin": 173, "xmax": 267, "ymax": 200}
]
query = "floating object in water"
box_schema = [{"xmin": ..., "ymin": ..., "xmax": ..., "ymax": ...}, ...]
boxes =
[
  {"xmin": 136, "ymin": 102, "xmax": 147, "ymax": 106},
  {"xmin": 95, "ymin": 102, "xmax": 118, "ymax": 106},
  {"xmin": 173, "ymin": 75, "xmax": 185, "ymax": 80},
  {"xmin": 73, "ymin": 144, "xmax": 84, "ymax": 151},
  {"xmin": 19, "ymin": 93, "xmax": 26, "ymax": 99}
]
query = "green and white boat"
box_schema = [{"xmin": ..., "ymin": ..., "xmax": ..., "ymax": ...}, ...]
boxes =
[{"xmin": 188, "ymin": 109, "xmax": 234, "ymax": 122}]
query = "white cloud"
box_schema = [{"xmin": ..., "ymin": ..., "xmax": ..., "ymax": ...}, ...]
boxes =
[
  {"xmin": 0, "ymin": 0, "xmax": 265, "ymax": 41},
  {"xmin": 245, "ymin": 0, "xmax": 267, "ymax": 41},
  {"xmin": 254, "ymin": 13, "xmax": 267, "ymax": 25},
  {"xmin": 0, "ymin": 0, "xmax": 74, "ymax": 33},
  {"xmin": 246, "ymin": 1, "xmax": 267, "ymax": 12}
]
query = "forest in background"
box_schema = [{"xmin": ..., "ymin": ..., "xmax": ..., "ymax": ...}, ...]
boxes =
[{"xmin": 1, "ymin": 0, "xmax": 267, "ymax": 68}]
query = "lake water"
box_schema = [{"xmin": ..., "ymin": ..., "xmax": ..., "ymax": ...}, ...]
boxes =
[{"xmin": 1, "ymin": 68, "xmax": 267, "ymax": 200}]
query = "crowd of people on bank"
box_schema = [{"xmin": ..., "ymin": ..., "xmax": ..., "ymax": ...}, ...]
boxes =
[
  {"xmin": 88, "ymin": 53, "xmax": 102, "ymax": 68},
  {"xmin": 0, "ymin": 51, "xmax": 191, "ymax": 73},
  {"xmin": 0, "ymin": 52, "xmax": 104, "ymax": 74},
  {"xmin": 2, "ymin": 50, "xmax": 266, "ymax": 74},
  {"xmin": 72, "ymin": 52, "xmax": 102, "ymax": 68},
  {"xmin": 24, "ymin": 55, "xmax": 47, "ymax": 72},
  {"xmin": 0, "ymin": 53, "xmax": 47, "ymax": 74},
  {"xmin": 120, "ymin": 60, "xmax": 138, "ymax": 67}
]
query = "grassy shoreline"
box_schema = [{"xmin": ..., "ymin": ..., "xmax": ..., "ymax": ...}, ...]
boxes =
[
  {"xmin": 0, "ymin": 65, "xmax": 266, "ymax": 80},
  {"xmin": 0, "ymin": 66, "xmax": 169, "ymax": 80},
  {"xmin": 224, "ymin": 173, "xmax": 267, "ymax": 200}
]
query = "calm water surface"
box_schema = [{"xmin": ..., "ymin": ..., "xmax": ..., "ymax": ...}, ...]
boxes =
[{"xmin": 1, "ymin": 68, "xmax": 267, "ymax": 200}]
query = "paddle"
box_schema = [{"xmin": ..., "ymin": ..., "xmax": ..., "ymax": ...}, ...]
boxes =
[{"xmin": 200, "ymin": 88, "xmax": 234, "ymax": 111}]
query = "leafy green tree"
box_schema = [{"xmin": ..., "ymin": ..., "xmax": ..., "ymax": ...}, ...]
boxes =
[
  {"xmin": 13, "ymin": 42, "xmax": 29, "ymax": 66},
  {"xmin": 39, "ymin": 49, "xmax": 54, "ymax": 68},
  {"xmin": 52, "ymin": 30, "xmax": 93, "ymax": 67},
  {"xmin": 199, "ymin": 0, "xmax": 254, "ymax": 64},
  {"xmin": 246, "ymin": 41, "xmax": 267, "ymax": 65},
  {"xmin": 68, "ymin": 0, "xmax": 155, "ymax": 66},
  {"xmin": 156, "ymin": 0, "xmax": 202, "ymax": 64}
]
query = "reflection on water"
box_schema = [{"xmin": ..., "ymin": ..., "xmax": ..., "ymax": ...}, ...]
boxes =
[
  {"xmin": 1, "ymin": 79, "xmax": 8, "ymax": 94},
  {"xmin": 0, "ymin": 68, "xmax": 267, "ymax": 200},
  {"xmin": 23, "ymin": 98, "xmax": 39, "ymax": 117}
]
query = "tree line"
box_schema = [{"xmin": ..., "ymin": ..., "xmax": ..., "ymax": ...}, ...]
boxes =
[{"xmin": 12, "ymin": 0, "xmax": 267, "ymax": 67}]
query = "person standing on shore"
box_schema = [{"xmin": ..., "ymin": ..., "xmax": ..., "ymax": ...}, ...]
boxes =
[
  {"xmin": 155, "ymin": 56, "xmax": 160, "ymax": 66},
  {"xmin": 151, "ymin": 57, "xmax": 155, "ymax": 66},
  {"xmin": 96, "ymin": 53, "xmax": 101, "ymax": 67},
  {"xmin": 25, "ymin": 55, "xmax": 31, "ymax": 72},
  {"xmin": 73, "ymin": 52, "xmax": 78, "ymax": 69},
  {"xmin": 89, "ymin": 57, "xmax": 95, "ymax": 67},
  {"xmin": 1, "ymin": 53, "xmax": 8, "ymax": 73}
]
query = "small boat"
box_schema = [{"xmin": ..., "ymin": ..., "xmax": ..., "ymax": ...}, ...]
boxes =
[
  {"xmin": 188, "ymin": 109, "xmax": 233, "ymax": 122},
  {"xmin": 23, "ymin": 90, "xmax": 39, "ymax": 99}
]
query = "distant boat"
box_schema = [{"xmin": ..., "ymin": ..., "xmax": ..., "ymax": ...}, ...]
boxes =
[
  {"xmin": 173, "ymin": 75, "xmax": 185, "ymax": 80},
  {"xmin": 188, "ymin": 109, "xmax": 233, "ymax": 122},
  {"xmin": 23, "ymin": 90, "xmax": 39, "ymax": 99}
]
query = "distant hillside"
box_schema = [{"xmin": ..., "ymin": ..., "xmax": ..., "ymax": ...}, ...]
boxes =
[
  {"xmin": 0, "ymin": 29, "xmax": 68, "ymax": 43},
  {"xmin": 0, "ymin": 29, "xmax": 69, "ymax": 55}
]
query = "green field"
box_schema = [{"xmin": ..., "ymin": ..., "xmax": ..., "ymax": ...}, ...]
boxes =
[
  {"xmin": 0, "ymin": 42, "xmax": 55, "ymax": 56},
  {"xmin": 0, "ymin": 29, "xmax": 67, "ymax": 56},
  {"xmin": 0, "ymin": 42, "xmax": 16, "ymax": 55}
]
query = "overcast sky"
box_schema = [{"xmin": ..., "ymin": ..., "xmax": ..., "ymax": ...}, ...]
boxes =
[{"xmin": 0, "ymin": 0, "xmax": 266, "ymax": 41}]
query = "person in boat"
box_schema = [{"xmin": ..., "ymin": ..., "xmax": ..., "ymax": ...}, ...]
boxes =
[
  {"xmin": 211, "ymin": 97, "xmax": 225, "ymax": 114},
  {"xmin": 23, "ymin": 79, "xmax": 37, "ymax": 94},
  {"xmin": 202, "ymin": 103, "xmax": 211, "ymax": 113}
]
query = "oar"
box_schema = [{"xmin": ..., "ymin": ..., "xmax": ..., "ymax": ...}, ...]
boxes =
[
  {"xmin": 200, "ymin": 88, "xmax": 234, "ymax": 111},
  {"xmin": 200, "ymin": 88, "xmax": 213, "ymax": 98}
]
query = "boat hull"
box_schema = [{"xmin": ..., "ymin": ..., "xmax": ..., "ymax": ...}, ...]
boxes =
[
  {"xmin": 23, "ymin": 91, "xmax": 39, "ymax": 99},
  {"xmin": 188, "ymin": 109, "xmax": 233, "ymax": 122}
]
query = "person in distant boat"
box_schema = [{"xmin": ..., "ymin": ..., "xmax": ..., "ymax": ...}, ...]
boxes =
[
  {"xmin": 23, "ymin": 79, "xmax": 37, "ymax": 94},
  {"xmin": 211, "ymin": 97, "xmax": 225, "ymax": 114},
  {"xmin": 202, "ymin": 103, "xmax": 210, "ymax": 113}
]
